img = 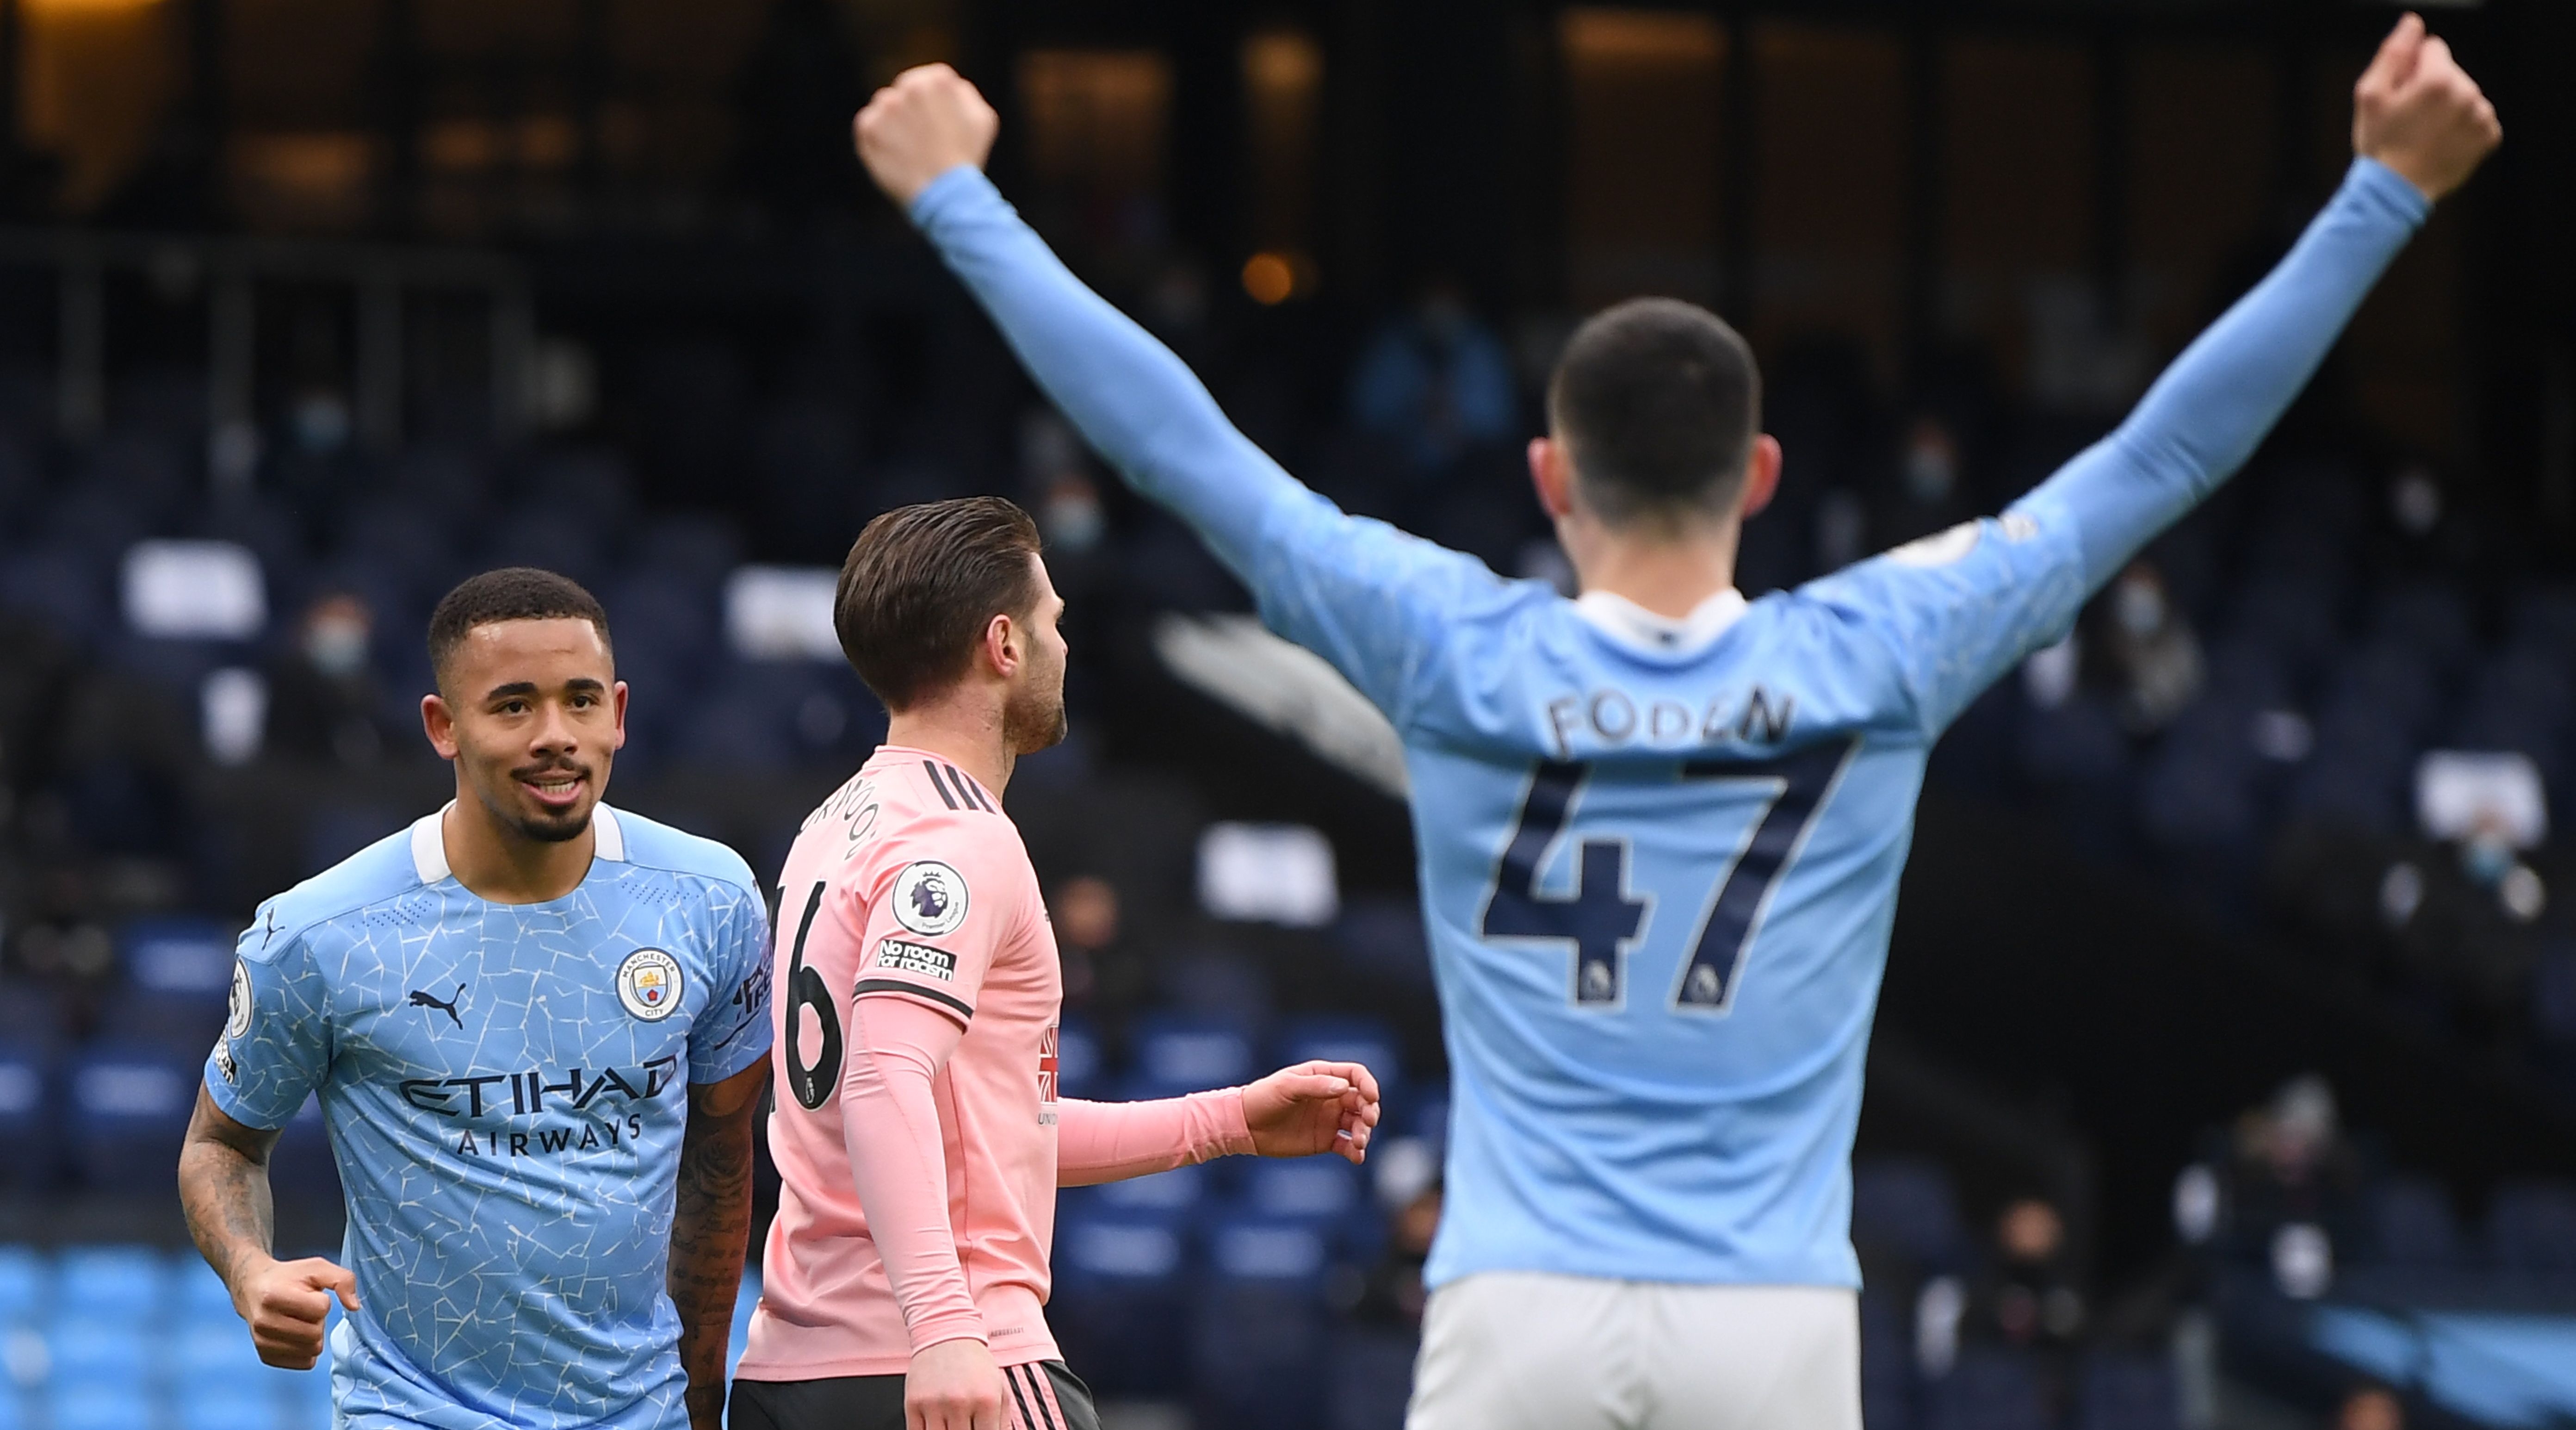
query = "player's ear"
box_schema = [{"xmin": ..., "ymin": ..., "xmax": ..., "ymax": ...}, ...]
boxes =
[
  {"xmin": 1737, "ymin": 435, "xmax": 1783, "ymax": 520},
  {"xmin": 422, "ymin": 693, "xmax": 460, "ymax": 760},
  {"xmin": 983, "ymin": 610, "xmax": 1019, "ymax": 678},
  {"xmin": 610, "ymin": 680, "xmax": 629, "ymax": 752},
  {"xmin": 1530, "ymin": 436, "xmax": 1575, "ymax": 521}
]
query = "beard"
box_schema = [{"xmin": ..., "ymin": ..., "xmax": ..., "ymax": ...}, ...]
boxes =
[
  {"xmin": 1002, "ymin": 678, "xmax": 1069, "ymax": 756},
  {"xmin": 477, "ymin": 757, "xmax": 599, "ymax": 843}
]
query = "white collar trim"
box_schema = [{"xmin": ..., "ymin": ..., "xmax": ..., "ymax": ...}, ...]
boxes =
[
  {"xmin": 1573, "ymin": 587, "xmax": 1749, "ymax": 656},
  {"xmin": 409, "ymin": 802, "xmax": 626, "ymax": 884}
]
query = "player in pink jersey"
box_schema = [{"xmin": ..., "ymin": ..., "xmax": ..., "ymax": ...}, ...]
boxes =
[{"xmin": 732, "ymin": 497, "xmax": 1383, "ymax": 1430}]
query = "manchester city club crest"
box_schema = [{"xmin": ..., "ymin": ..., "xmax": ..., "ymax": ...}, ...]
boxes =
[
  {"xmin": 616, "ymin": 948, "xmax": 684, "ymax": 1021},
  {"xmin": 890, "ymin": 860, "xmax": 970, "ymax": 937}
]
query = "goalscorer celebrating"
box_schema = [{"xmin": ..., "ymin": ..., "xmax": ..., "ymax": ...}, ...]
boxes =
[{"xmin": 851, "ymin": 19, "xmax": 2496, "ymax": 1430}]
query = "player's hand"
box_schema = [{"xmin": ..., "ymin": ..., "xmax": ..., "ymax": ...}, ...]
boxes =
[
  {"xmin": 905, "ymin": 1337, "xmax": 1008, "ymax": 1430},
  {"xmin": 229, "ymin": 1253, "xmax": 359, "ymax": 1369},
  {"xmin": 1243, "ymin": 1060, "xmax": 1381, "ymax": 1165},
  {"xmin": 2353, "ymin": 12, "xmax": 2500, "ymax": 202},
  {"xmin": 855, "ymin": 63, "xmax": 1000, "ymax": 210}
]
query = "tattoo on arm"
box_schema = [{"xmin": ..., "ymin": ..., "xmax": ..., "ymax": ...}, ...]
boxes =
[
  {"xmin": 670, "ymin": 1062, "xmax": 768, "ymax": 1430},
  {"xmin": 179, "ymin": 1083, "xmax": 282, "ymax": 1294}
]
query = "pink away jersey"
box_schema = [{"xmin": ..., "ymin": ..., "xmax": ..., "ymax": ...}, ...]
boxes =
[{"xmin": 739, "ymin": 746, "xmax": 1066, "ymax": 1376}]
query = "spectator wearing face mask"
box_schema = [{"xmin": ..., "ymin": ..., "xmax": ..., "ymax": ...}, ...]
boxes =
[
  {"xmin": 2104, "ymin": 560, "xmax": 2204, "ymax": 735},
  {"xmin": 263, "ymin": 591, "xmax": 393, "ymax": 766}
]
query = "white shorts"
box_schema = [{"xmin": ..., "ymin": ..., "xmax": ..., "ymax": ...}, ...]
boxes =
[{"xmin": 1406, "ymin": 1273, "xmax": 1862, "ymax": 1430}]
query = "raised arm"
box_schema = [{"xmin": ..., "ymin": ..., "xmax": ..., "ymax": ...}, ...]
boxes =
[
  {"xmin": 2018, "ymin": 13, "xmax": 2498, "ymax": 588},
  {"xmin": 855, "ymin": 65, "xmax": 1508, "ymax": 722},
  {"xmin": 855, "ymin": 66, "xmax": 1292, "ymax": 574},
  {"xmin": 1808, "ymin": 15, "xmax": 2499, "ymax": 737}
]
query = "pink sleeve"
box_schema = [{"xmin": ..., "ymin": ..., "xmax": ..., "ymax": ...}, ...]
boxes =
[
  {"xmin": 1056, "ymin": 1090, "xmax": 1256, "ymax": 1188},
  {"xmin": 839, "ymin": 990, "xmax": 984, "ymax": 1352}
]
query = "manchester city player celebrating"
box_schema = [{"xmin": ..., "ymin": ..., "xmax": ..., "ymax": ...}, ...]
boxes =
[
  {"xmin": 852, "ymin": 19, "xmax": 2498, "ymax": 1430},
  {"xmin": 178, "ymin": 568, "xmax": 775, "ymax": 1430}
]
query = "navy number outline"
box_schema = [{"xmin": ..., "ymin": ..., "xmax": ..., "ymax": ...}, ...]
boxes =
[
  {"xmin": 1479, "ymin": 737, "xmax": 1858, "ymax": 1013},
  {"xmin": 782, "ymin": 882, "xmax": 843, "ymax": 1109}
]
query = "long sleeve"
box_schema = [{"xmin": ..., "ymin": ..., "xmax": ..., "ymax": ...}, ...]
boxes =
[
  {"xmin": 1057, "ymin": 1090, "xmax": 1255, "ymax": 1188},
  {"xmin": 1802, "ymin": 157, "xmax": 2431, "ymax": 737},
  {"xmin": 2014, "ymin": 156, "xmax": 2429, "ymax": 587},
  {"xmin": 908, "ymin": 165, "xmax": 1510, "ymax": 726},
  {"xmin": 838, "ymin": 991, "xmax": 983, "ymax": 1353}
]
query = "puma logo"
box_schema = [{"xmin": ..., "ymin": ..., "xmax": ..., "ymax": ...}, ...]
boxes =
[{"xmin": 409, "ymin": 984, "xmax": 466, "ymax": 1029}]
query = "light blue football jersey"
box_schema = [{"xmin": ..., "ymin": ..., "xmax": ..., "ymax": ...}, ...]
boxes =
[
  {"xmin": 204, "ymin": 803, "xmax": 774, "ymax": 1429},
  {"xmin": 909, "ymin": 156, "xmax": 2429, "ymax": 1289}
]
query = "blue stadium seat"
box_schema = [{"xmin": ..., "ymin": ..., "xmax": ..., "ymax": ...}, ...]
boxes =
[
  {"xmin": 1093, "ymin": 1164, "xmax": 1207, "ymax": 1219},
  {"xmin": 48, "ymin": 1313, "xmax": 152, "ymax": 1383},
  {"xmin": 1922, "ymin": 1348, "xmax": 2051, "ymax": 1430},
  {"xmin": 2136, "ymin": 745, "xmax": 2261, "ymax": 865},
  {"xmin": 62, "ymin": 1044, "xmax": 198, "ymax": 1192},
  {"xmin": 174, "ymin": 1319, "xmax": 272, "ymax": 1388},
  {"xmin": 173, "ymin": 1251, "xmax": 237, "ymax": 1321},
  {"xmin": 1859, "ymin": 1289, "xmax": 1914, "ymax": 1430},
  {"xmin": 1124, "ymin": 1013, "xmax": 1256, "ymax": 1100},
  {"xmin": 1054, "ymin": 1016, "xmax": 1105, "ymax": 1100},
  {"xmin": 0, "ymin": 1247, "xmax": 47, "ymax": 1323},
  {"xmin": 103, "ymin": 636, "xmax": 235, "ymax": 701},
  {"xmin": 1156, "ymin": 954, "xmax": 1273, "ymax": 1026},
  {"xmin": 124, "ymin": 918, "xmax": 237, "ymax": 1002},
  {"xmin": 631, "ymin": 516, "xmax": 744, "ymax": 591},
  {"xmin": 2368, "ymin": 582, "xmax": 2476, "ymax": 670},
  {"xmin": 1276, "ymin": 1015, "xmax": 1404, "ymax": 1099},
  {"xmin": 1194, "ymin": 1216, "xmax": 1332, "ymax": 1430},
  {"xmin": 0, "ymin": 1042, "xmax": 54, "ymax": 1189},
  {"xmin": 1243, "ymin": 1157, "xmax": 1361, "ymax": 1225},
  {"xmin": 1326, "ymin": 1326, "xmax": 1417, "ymax": 1430},
  {"xmin": 2079, "ymin": 1352, "xmax": 2180, "ymax": 1430},
  {"xmin": 2486, "ymin": 1180, "xmax": 2576, "ymax": 1275},
  {"xmin": 58, "ymin": 1246, "xmax": 167, "ymax": 1318},
  {"xmin": 48, "ymin": 1381, "xmax": 153, "ymax": 1430},
  {"xmin": 175, "ymin": 1392, "xmax": 278, "ymax": 1430},
  {"xmin": 2371, "ymin": 1176, "xmax": 2465, "ymax": 1270},
  {"xmin": 1852, "ymin": 1159, "xmax": 1968, "ymax": 1275},
  {"xmin": 1052, "ymin": 1212, "xmax": 1191, "ymax": 1397},
  {"xmin": 2323, "ymin": 642, "xmax": 2443, "ymax": 739},
  {"xmin": 0, "ymin": 547, "xmax": 111, "ymax": 644},
  {"xmin": 124, "ymin": 916, "xmax": 240, "ymax": 1052},
  {"xmin": 1333, "ymin": 896, "xmax": 1432, "ymax": 987}
]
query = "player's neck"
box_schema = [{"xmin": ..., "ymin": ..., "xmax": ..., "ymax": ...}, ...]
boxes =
[
  {"xmin": 441, "ymin": 795, "xmax": 597, "ymax": 904},
  {"xmin": 1568, "ymin": 521, "xmax": 1743, "ymax": 620},
  {"xmin": 884, "ymin": 702, "xmax": 1015, "ymax": 800}
]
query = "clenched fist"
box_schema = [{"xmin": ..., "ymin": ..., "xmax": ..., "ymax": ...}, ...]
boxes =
[
  {"xmin": 854, "ymin": 63, "xmax": 999, "ymax": 210},
  {"xmin": 2354, "ymin": 12, "xmax": 2501, "ymax": 202},
  {"xmin": 231, "ymin": 1253, "xmax": 359, "ymax": 1369}
]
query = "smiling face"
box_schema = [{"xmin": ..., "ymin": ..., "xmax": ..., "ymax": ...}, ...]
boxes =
[{"xmin": 423, "ymin": 616, "xmax": 626, "ymax": 844}]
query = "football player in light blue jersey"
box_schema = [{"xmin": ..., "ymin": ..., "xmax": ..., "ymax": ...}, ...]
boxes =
[
  {"xmin": 179, "ymin": 568, "xmax": 775, "ymax": 1430},
  {"xmin": 852, "ymin": 19, "xmax": 2497, "ymax": 1430}
]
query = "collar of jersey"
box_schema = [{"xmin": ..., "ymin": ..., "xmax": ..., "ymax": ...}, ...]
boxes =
[
  {"xmin": 410, "ymin": 802, "xmax": 627, "ymax": 885},
  {"xmin": 1572, "ymin": 586, "xmax": 1749, "ymax": 658}
]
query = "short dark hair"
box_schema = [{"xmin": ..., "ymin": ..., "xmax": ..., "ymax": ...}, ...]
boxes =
[
  {"xmin": 1547, "ymin": 297, "xmax": 1760, "ymax": 527},
  {"xmin": 426, "ymin": 567, "xmax": 613, "ymax": 689},
  {"xmin": 835, "ymin": 497, "xmax": 1043, "ymax": 710}
]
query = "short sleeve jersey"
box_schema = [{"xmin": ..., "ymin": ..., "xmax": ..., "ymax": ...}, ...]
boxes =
[
  {"xmin": 204, "ymin": 804, "xmax": 774, "ymax": 1430},
  {"xmin": 739, "ymin": 746, "xmax": 1065, "ymax": 1380}
]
